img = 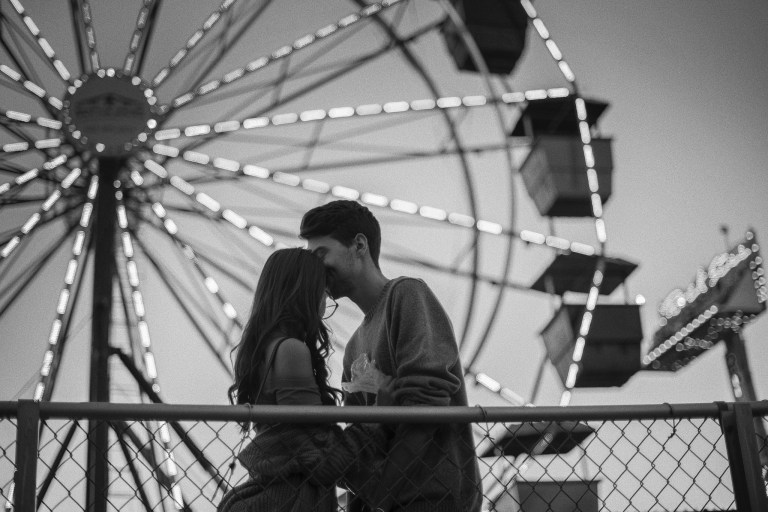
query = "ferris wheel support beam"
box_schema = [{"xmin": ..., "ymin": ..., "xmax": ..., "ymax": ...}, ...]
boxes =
[
  {"xmin": 131, "ymin": 231, "xmax": 235, "ymax": 377},
  {"xmin": 41, "ymin": 223, "xmax": 91, "ymax": 403},
  {"xmin": 68, "ymin": 0, "xmax": 89, "ymax": 75},
  {"xmin": 168, "ymin": 16, "xmax": 440, "ymax": 156},
  {"xmin": 113, "ymin": 347, "xmax": 230, "ymax": 489},
  {"xmin": 128, "ymin": 0, "xmax": 162, "ymax": 77},
  {"xmin": 0, "ymin": 13, "xmax": 44, "ymax": 86},
  {"xmin": 0, "ymin": 209, "xmax": 81, "ymax": 327},
  {"xmin": 186, "ymin": 0, "xmax": 275, "ymax": 96},
  {"xmin": 87, "ymin": 157, "xmax": 121, "ymax": 512},
  {"xmin": 36, "ymin": 420, "xmax": 79, "ymax": 508},
  {"xmin": 111, "ymin": 419, "xmax": 193, "ymax": 510},
  {"xmin": 115, "ymin": 435, "xmax": 155, "ymax": 512}
]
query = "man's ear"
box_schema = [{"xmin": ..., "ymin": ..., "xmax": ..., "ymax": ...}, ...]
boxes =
[{"xmin": 353, "ymin": 233, "xmax": 369, "ymax": 258}]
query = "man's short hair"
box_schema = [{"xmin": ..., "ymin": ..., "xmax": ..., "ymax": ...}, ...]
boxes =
[{"xmin": 300, "ymin": 200, "xmax": 381, "ymax": 268}]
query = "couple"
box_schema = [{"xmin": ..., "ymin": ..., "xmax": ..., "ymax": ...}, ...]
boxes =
[{"xmin": 219, "ymin": 200, "xmax": 481, "ymax": 512}]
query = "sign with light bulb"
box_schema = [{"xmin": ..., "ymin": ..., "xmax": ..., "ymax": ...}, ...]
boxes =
[{"xmin": 644, "ymin": 231, "xmax": 766, "ymax": 370}]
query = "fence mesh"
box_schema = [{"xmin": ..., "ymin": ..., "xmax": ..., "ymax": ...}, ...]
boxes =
[
  {"xmin": 2, "ymin": 407, "xmax": 766, "ymax": 511},
  {"xmin": 1, "ymin": 417, "xmax": 17, "ymax": 509}
]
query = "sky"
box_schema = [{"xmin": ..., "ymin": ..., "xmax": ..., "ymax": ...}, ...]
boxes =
[{"xmin": 1, "ymin": 0, "xmax": 767, "ymax": 411}]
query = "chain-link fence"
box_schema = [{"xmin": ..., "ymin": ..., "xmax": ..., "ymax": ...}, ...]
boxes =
[
  {"xmin": 1, "ymin": 416, "xmax": 17, "ymax": 508},
  {"xmin": 2, "ymin": 401, "xmax": 767, "ymax": 511}
]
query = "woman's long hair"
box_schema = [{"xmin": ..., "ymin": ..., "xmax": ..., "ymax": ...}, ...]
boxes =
[{"xmin": 229, "ymin": 248, "xmax": 340, "ymax": 407}]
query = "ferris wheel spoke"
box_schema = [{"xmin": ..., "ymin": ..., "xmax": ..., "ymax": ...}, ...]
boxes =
[
  {"xmin": 0, "ymin": 166, "xmax": 80, "ymax": 260},
  {"xmin": 164, "ymin": 16, "xmax": 441, "ymax": 157},
  {"xmin": 31, "ymin": 182, "xmax": 95, "ymax": 401},
  {"xmin": 121, "ymin": 0, "xmax": 161, "ymax": 76},
  {"xmin": 69, "ymin": 0, "xmax": 100, "ymax": 74},
  {"xmin": 142, "ymin": 158, "xmax": 283, "ymax": 250},
  {"xmin": 144, "ymin": 200, "xmax": 245, "ymax": 331},
  {"xmin": 113, "ymin": 434, "xmax": 154, "ymax": 511},
  {"xmin": 0, "ymin": 196, "xmax": 76, "ymax": 248},
  {"xmin": 110, "ymin": 420, "xmax": 190, "ymax": 509},
  {"xmin": 138, "ymin": 210, "xmax": 256, "ymax": 292},
  {"xmin": 180, "ymin": 1, "xmax": 276, "ymax": 98},
  {"xmin": 0, "ymin": 190, "xmax": 82, "ymax": 250},
  {"xmin": 130, "ymin": 231, "xmax": 235, "ymax": 377},
  {"xmin": 243, "ymin": 109, "xmax": 485, "ymax": 167},
  {"xmin": 0, "ymin": 135, "xmax": 63, "ymax": 156},
  {"xmin": 164, "ymin": 0, "xmax": 405, "ymax": 117},
  {"xmin": 5, "ymin": 0, "xmax": 73, "ymax": 83},
  {"xmin": 0, "ymin": 12, "xmax": 55, "ymax": 89},
  {"xmin": 0, "ymin": 216, "xmax": 79, "ymax": 322},
  {"xmin": 108, "ymin": 391, "xmax": 229, "ymax": 494},
  {"xmin": 149, "ymin": 145, "xmax": 600, "ymax": 256},
  {"xmin": 152, "ymin": 88, "xmax": 570, "ymax": 170},
  {"xmin": 163, "ymin": 16, "xmax": 379, "ymax": 116},
  {"xmin": 382, "ymin": 251, "xmax": 531, "ymax": 294},
  {"xmin": 150, "ymin": 0, "xmax": 250, "ymax": 88},
  {"xmin": 2, "ymin": 108, "xmax": 63, "ymax": 131},
  {"xmin": 116, "ymin": 193, "xmax": 168, "ymax": 385},
  {"xmin": 114, "ymin": 193, "xmax": 186, "ymax": 503},
  {"xmin": 464, "ymin": 369, "xmax": 528, "ymax": 407},
  {"xmin": 0, "ymin": 119, "xmax": 57, "ymax": 165},
  {"xmin": 0, "ymin": 194, "xmax": 49, "ymax": 210},
  {"xmin": 126, "ymin": 213, "xmax": 235, "ymax": 336},
  {"xmin": 213, "ymin": 218, "xmax": 559, "ymax": 294},
  {"xmin": 36, "ymin": 420, "xmax": 80, "ymax": 507},
  {"xmin": 0, "ymin": 63, "xmax": 63, "ymax": 111},
  {"xmin": 115, "ymin": 264, "xmax": 143, "ymax": 364},
  {"xmin": 151, "ymin": 196, "xmax": 275, "ymax": 266}
]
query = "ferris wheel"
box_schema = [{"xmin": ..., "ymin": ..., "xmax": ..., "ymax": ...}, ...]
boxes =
[{"xmin": 1, "ymin": 0, "xmax": 638, "ymax": 508}]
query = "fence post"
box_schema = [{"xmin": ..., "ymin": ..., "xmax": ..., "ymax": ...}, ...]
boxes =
[
  {"xmin": 14, "ymin": 400, "xmax": 40, "ymax": 512},
  {"xmin": 718, "ymin": 401, "xmax": 768, "ymax": 511}
]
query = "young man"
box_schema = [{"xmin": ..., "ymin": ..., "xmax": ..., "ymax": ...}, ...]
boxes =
[{"xmin": 300, "ymin": 200, "xmax": 481, "ymax": 512}]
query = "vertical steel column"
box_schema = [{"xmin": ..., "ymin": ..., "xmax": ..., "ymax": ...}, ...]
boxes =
[
  {"xmin": 718, "ymin": 402, "xmax": 768, "ymax": 511},
  {"xmin": 14, "ymin": 400, "xmax": 40, "ymax": 512},
  {"xmin": 86, "ymin": 157, "xmax": 120, "ymax": 512},
  {"xmin": 724, "ymin": 330, "xmax": 759, "ymax": 402},
  {"xmin": 724, "ymin": 330, "xmax": 768, "ymax": 466}
]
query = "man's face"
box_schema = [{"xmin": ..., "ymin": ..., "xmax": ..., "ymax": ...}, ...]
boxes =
[{"xmin": 306, "ymin": 235, "xmax": 358, "ymax": 299}]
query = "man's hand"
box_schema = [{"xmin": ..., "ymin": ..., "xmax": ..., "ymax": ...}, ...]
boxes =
[{"xmin": 342, "ymin": 354, "xmax": 390, "ymax": 395}]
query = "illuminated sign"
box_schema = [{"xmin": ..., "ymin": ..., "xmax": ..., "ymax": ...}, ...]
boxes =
[{"xmin": 644, "ymin": 231, "xmax": 766, "ymax": 371}]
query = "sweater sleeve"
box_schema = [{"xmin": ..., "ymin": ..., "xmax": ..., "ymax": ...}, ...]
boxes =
[
  {"xmin": 386, "ymin": 278, "xmax": 462, "ymax": 406},
  {"xmin": 369, "ymin": 279, "xmax": 463, "ymax": 511}
]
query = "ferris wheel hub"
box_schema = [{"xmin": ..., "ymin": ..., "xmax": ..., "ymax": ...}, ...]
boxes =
[{"xmin": 63, "ymin": 70, "xmax": 158, "ymax": 157}]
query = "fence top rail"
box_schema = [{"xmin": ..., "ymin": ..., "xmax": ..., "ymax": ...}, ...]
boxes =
[{"xmin": 2, "ymin": 400, "xmax": 767, "ymax": 423}]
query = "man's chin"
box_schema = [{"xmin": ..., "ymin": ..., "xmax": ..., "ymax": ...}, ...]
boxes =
[{"xmin": 328, "ymin": 283, "xmax": 347, "ymax": 300}]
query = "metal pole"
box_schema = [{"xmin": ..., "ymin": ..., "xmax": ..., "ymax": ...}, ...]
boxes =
[
  {"xmin": 723, "ymin": 329, "xmax": 768, "ymax": 467},
  {"xmin": 724, "ymin": 330, "xmax": 759, "ymax": 402},
  {"xmin": 717, "ymin": 402, "xmax": 768, "ymax": 511},
  {"xmin": 86, "ymin": 157, "xmax": 121, "ymax": 512},
  {"xmin": 13, "ymin": 400, "xmax": 40, "ymax": 512}
]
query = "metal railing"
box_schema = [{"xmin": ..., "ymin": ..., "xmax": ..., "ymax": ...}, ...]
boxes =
[{"xmin": 2, "ymin": 400, "xmax": 767, "ymax": 511}]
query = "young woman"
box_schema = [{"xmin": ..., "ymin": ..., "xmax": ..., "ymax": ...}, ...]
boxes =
[{"xmin": 218, "ymin": 248, "xmax": 386, "ymax": 512}]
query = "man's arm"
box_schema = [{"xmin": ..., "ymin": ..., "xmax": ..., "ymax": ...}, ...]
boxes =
[{"xmin": 374, "ymin": 278, "xmax": 463, "ymax": 508}]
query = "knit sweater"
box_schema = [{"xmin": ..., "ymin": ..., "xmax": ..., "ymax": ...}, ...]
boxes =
[
  {"xmin": 217, "ymin": 338, "xmax": 388, "ymax": 512},
  {"xmin": 342, "ymin": 277, "xmax": 482, "ymax": 512}
]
